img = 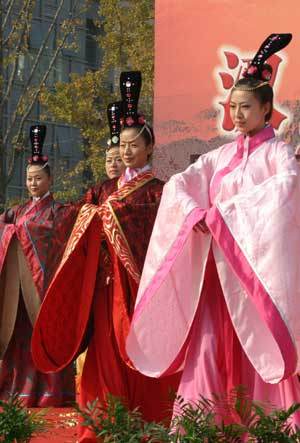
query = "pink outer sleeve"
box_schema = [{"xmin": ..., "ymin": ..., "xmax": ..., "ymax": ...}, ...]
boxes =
[{"xmin": 127, "ymin": 154, "xmax": 217, "ymax": 377}]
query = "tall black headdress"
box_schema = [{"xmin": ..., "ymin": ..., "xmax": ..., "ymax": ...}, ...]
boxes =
[
  {"xmin": 242, "ymin": 33, "xmax": 292, "ymax": 82},
  {"xmin": 120, "ymin": 71, "xmax": 143, "ymax": 127},
  {"xmin": 28, "ymin": 125, "xmax": 48, "ymax": 165},
  {"xmin": 107, "ymin": 101, "xmax": 123, "ymax": 148}
]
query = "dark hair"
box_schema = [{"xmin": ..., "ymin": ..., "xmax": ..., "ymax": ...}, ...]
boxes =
[
  {"xmin": 27, "ymin": 161, "xmax": 51, "ymax": 177},
  {"xmin": 106, "ymin": 145, "xmax": 120, "ymax": 153},
  {"xmin": 233, "ymin": 64, "xmax": 274, "ymax": 122},
  {"xmin": 120, "ymin": 123, "xmax": 155, "ymax": 147}
]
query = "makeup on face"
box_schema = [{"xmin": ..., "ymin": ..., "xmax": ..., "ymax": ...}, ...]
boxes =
[
  {"xmin": 230, "ymin": 89, "xmax": 270, "ymax": 137},
  {"xmin": 105, "ymin": 147, "xmax": 125, "ymax": 179},
  {"xmin": 26, "ymin": 165, "xmax": 51, "ymax": 198},
  {"xmin": 119, "ymin": 127, "xmax": 153, "ymax": 169}
]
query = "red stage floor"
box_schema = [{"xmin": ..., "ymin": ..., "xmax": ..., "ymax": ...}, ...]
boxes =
[{"xmin": 30, "ymin": 408, "xmax": 79, "ymax": 442}]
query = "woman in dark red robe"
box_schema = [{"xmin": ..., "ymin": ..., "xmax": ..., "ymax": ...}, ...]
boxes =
[
  {"xmin": 32, "ymin": 73, "xmax": 179, "ymax": 442},
  {"xmin": 0, "ymin": 125, "xmax": 77, "ymax": 406},
  {"xmin": 76, "ymin": 102, "xmax": 125, "ymax": 383}
]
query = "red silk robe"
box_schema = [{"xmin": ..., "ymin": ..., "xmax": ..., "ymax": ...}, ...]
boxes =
[
  {"xmin": 32, "ymin": 172, "xmax": 180, "ymax": 442},
  {"xmin": 0, "ymin": 194, "xmax": 78, "ymax": 406}
]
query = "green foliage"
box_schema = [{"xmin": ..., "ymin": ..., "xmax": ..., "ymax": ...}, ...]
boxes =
[
  {"xmin": 52, "ymin": 156, "xmax": 89, "ymax": 202},
  {"xmin": 0, "ymin": 0, "xmax": 93, "ymax": 204},
  {"xmin": 41, "ymin": 0, "xmax": 154, "ymax": 200},
  {"xmin": 0, "ymin": 394, "xmax": 48, "ymax": 442},
  {"xmin": 247, "ymin": 403, "xmax": 300, "ymax": 442},
  {"xmin": 77, "ymin": 389, "xmax": 300, "ymax": 442},
  {"xmin": 76, "ymin": 394, "xmax": 169, "ymax": 442},
  {"xmin": 171, "ymin": 395, "xmax": 245, "ymax": 442},
  {"xmin": 171, "ymin": 388, "xmax": 300, "ymax": 442}
]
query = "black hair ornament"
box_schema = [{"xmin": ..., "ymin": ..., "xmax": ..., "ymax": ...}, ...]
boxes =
[
  {"xmin": 120, "ymin": 71, "xmax": 144, "ymax": 127},
  {"xmin": 119, "ymin": 71, "xmax": 153, "ymax": 144},
  {"xmin": 107, "ymin": 101, "xmax": 123, "ymax": 148},
  {"xmin": 242, "ymin": 33, "xmax": 292, "ymax": 81},
  {"xmin": 28, "ymin": 125, "xmax": 48, "ymax": 165}
]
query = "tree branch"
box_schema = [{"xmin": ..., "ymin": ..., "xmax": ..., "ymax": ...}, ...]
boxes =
[
  {"xmin": 0, "ymin": 0, "xmax": 34, "ymax": 112},
  {"xmin": 1, "ymin": 0, "xmax": 15, "ymax": 33},
  {"xmin": 2, "ymin": 0, "xmax": 33, "ymax": 47},
  {"xmin": 22, "ymin": 0, "xmax": 65, "ymax": 91},
  {"xmin": 5, "ymin": 0, "xmax": 85, "ymax": 181}
]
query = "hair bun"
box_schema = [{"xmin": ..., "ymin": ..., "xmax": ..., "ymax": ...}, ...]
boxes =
[
  {"xmin": 260, "ymin": 63, "xmax": 273, "ymax": 81},
  {"xmin": 242, "ymin": 63, "xmax": 273, "ymax": 82}
]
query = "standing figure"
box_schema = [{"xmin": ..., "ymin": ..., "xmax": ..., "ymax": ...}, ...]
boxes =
[
  {"xmin": 127, "ymin": 34, "xmax": 300, "ymax": 424},
  {"xmin": 32, "ymin": 72, "xmax": 179, "ymax": 442},
  {"xmin": 76, "ymin": 102, "xmax": 125, "ymax": 387},
  {"xmin": 0, "ymin": 125, "xmax": 77, "ymax": 407}
]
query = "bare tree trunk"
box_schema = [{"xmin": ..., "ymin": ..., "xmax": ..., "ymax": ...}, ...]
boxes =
[{"xmin": 0, "ymin": 1, "xmax": 6, "ymax": 207}]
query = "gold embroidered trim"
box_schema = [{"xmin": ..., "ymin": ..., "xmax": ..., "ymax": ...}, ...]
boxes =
[
  {"xmin": 99, "ymin": 172, "xmax": 156, "ymax": 282},
  {"xmin": 101, "ymin": 201, "xmax": 140, "ymax": 283},
  {"xmin": 58, "ymin": 204, "xmax": 99, "ymax": 271},
  {"xmin": 115, "ymin": 172, "xmax": 155, "ymax": 199},
  {"xmin": 53, "ymin": 173, "xmax": 156, "ymax": 284}
]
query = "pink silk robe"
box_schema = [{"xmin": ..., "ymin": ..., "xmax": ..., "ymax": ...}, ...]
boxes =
[{"xmin": 127, "ymin": 126, "xmax": 300, "ymax": 422}]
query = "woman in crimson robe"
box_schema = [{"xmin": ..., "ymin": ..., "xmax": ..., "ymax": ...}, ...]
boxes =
[
  {"xmin": 0, "ymin": 125, "xmax": 77, "ymax": 407},
  {"xmin": 127, "ymin": 34, "xmax": 300, "ymax": 424},
  {"xmin": 32, "ymin": 72, "xmax": 179, "ymax": 442},
  {"xmin": 76, "ymin": 102, "xmax": 126, "ymax": 387}
]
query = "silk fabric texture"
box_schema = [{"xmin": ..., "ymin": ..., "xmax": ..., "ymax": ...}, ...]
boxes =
[
  {"xmin": 31, "ymin": 173, "xmax": 180, "ymax": 442},
  {"xmin": 0, "ymin": 194, "xmax": 77, "ymax": 406},
  {"xmin": 127, "ymin": 126, "xmax": 300, "ymax": 422}
]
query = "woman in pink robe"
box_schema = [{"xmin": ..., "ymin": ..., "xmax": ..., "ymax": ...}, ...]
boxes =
[{"xmin": 127, "ymin": 34, "xmax": 300, "ymax": 423}]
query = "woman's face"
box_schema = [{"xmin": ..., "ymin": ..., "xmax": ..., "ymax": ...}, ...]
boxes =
[
  {"xmin": 120, "ymin": 127, "xmax": 153, "ymax": 169},
  {"xmin": 26, "ymin": 165, "xmax": 51, "ymax": 198},
  {"xmin": 230, "ymin": 89, "xmax": 270, "ymax": 136},
  {"xmin": 105, "ymin": 147, "xmax": 125, "ymax": 179}
]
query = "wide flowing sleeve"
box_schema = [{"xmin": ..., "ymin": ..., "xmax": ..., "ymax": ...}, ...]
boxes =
[
  {"xmin": 126, "ymin": 151, "xmax": 220, "ymax": 377},
  {"xmin": 31, "ymin": 204, "xmax": 102, "ymax": 372},
  {"xmin": 206, "ymin": 143, "xmax": 300, "ymax": 383},
  {"xmin": 42, "ymin": 203, "xmax": 79, "ymax": 292}
]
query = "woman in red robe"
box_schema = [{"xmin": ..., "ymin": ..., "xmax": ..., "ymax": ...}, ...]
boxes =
[
  {"xmin": 32, "ymin": 72, "xmax": 179, "ymax": 442},
  {"xmin": 0, "ymin": 125, "xmax": 77, "ymax": 407},
  {"xmin": 75, "ymin": 102, "xmax": 125, "ymax": 389}
]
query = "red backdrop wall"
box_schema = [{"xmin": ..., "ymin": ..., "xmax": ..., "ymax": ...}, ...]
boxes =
[{"xmin": 153, "ymin": 0, "xmax": 300, "ymax": 179}]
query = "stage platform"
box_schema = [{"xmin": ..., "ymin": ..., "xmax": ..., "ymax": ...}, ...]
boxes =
[{"xmin": 30, "ymin": 408, "xmax": 79, "ymax": 443}]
